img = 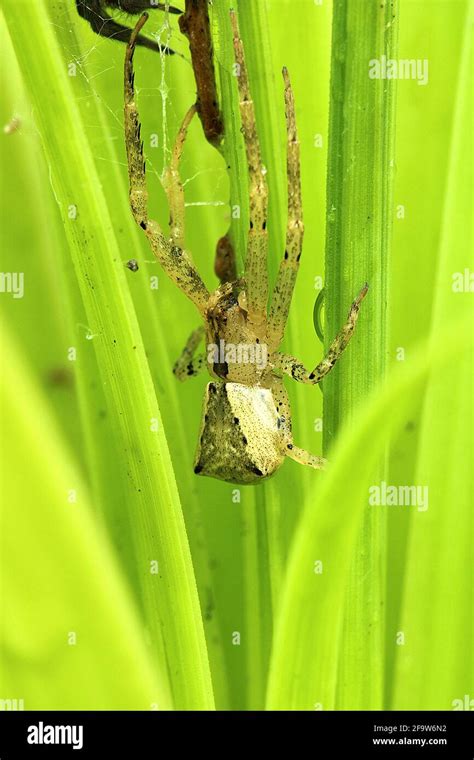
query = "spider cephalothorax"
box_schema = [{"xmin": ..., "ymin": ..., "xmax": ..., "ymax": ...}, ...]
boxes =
[{"xmin": 124, "ymin": 11, "xmax": 367, "ymax": 484}]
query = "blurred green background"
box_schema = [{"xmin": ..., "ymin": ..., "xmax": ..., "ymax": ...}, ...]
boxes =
[{"xmin": 0, "ymin": 0, "xmax": 472, "ymax": 710}]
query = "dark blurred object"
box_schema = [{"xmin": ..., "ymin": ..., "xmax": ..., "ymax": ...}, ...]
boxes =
[
  {"xmin": 76, "ymin": 0, "xmax": 181, "ymax": 54},
  {"xmin": 46, "ymin": 366, "xmax": 74, "ymax": 389}
]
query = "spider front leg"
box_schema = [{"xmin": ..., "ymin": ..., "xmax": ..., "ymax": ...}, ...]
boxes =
[
  {"xmin": 124, "ymin": 13, "xmax": 209, "ymax": 313},
  {"xmin": 275, "ymin": 285, "xmax": 369, "ymax": 384},
  {"xmin": 173, "ymin": 326, "xmax": 206, "ymax": 381},
  {"xmin": 230, "ymin": 11, "xmax": 269, "ymax": 329}
]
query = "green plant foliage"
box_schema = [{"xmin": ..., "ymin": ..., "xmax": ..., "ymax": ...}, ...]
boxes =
[
  {"xmin": 322, "ymin": 0, "xmax": 399, "ymax": 709},
  {"xmin": 266, "ymin": 313, "xmax": 472, "ymax": 710},
  {"xmin": 1, "ymin": 322, "xmax": 165, "ymax": 709},
  {"xmin": 0, "ymin": 0, "xmax": 471, "ymax": 712},
  {"xmin": 2, "ymin": 0, "xmax": 213, "ymax": 711},
  {"xmin": 392, "ymin": 11, "xmax": 473, "ymax": 707}
]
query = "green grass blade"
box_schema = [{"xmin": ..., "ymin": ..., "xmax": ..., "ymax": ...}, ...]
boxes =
[
  {"xmin": 323, "ymin": 0, "xmax": 399, "ymax": 708},
  {"xmin": 384, "ymin": 1, "xmax": 470, "ymax": 704},
  {"xmin": 211, "ymin": 1, "xmax": 333, "ymax": 708},
  {"xmin": 48, "ymin": 1, "xmax": 229, "ymax": 707},
  {"xmin": 212, "ymin": 1, "xmax": 314, "ymax": 708},
  {"xmin": 212, "ymin": 2, "xmax": 273, "ymax": 709},
  {"xmin": 2, "ymin": 0, "xmax": 214, "ymax": 710},
  {"xmin": 392, "ymin": 5, "xmax": 473, "ymax": 708}
]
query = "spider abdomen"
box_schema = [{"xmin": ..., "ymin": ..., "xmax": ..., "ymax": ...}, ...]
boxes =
[{"xmin": 194, "ymin": 382, "xmax": 286, "ymax": 484}]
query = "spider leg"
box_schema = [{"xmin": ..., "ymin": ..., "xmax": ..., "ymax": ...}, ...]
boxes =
[
  {"xmin": 267, "ymin": 67, "xmax": 303, "ymax": 350},
  {"xmin": 230, "ymin": 11, "xmax": 269, "ymax": 329},
  {"xmin": 76, "ymin": 0, "xmax": 178, "ymax": 54},
  {"xmin": 173, "ymin": 326, "xmax": 207, "ymax": 381},
  {"xmin": 162, "ymin": 103, "xmax": 197, "ymax": 249},
  {"xmin": 124, "ymin": 14, "xmax": 209, "ymax": 313},
  {"xmin": 286, "ymin": 444, "xmax": 327, "ymax": 471},
  {"xmin": 274, "ymin": 285, "xmax": 369, "ymax": 384},
  {"xmin": 272, "ymin": 383, "xmax": 326, "ymax": 470}
]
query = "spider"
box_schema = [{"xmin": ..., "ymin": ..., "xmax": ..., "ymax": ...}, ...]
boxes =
[
  {"xmin": 124, "ymin": 11, "xmax": 368, "ymax": 484},
  {"xmin": 76, "ymin": 0, "xmax": 181, "ymax": 54}
]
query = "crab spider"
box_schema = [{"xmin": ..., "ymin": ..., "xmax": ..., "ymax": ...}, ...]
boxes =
[{"xmin": 124, "ymin": 11, "xmax": 368, "ymax": 484}]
